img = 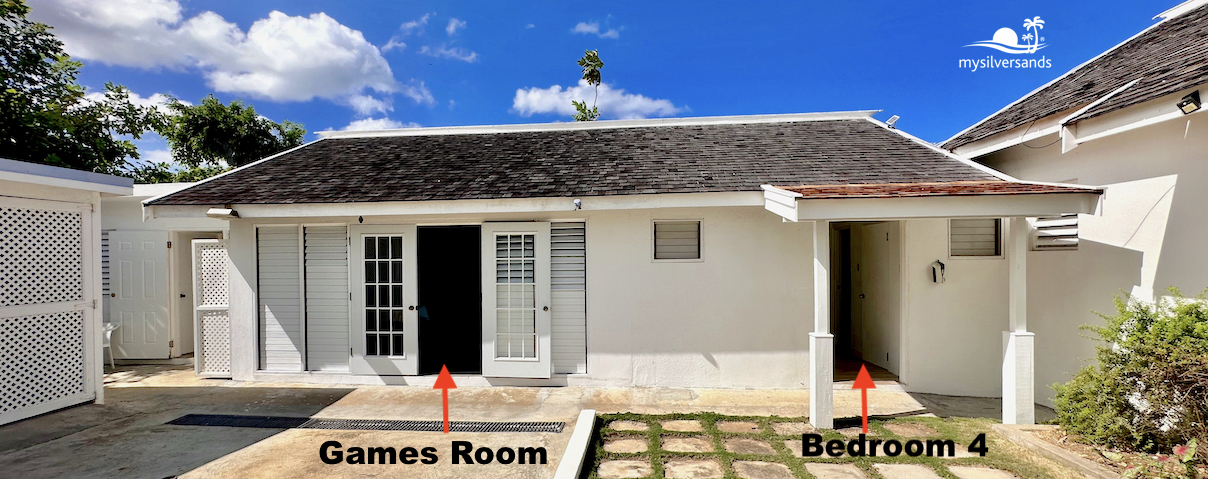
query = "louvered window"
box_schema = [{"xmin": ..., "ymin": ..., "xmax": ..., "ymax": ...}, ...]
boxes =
[
  {"xmin": 950, "ymin": 218, "xmax": 1001, "ymax": 257},
  {"xmin": 551, "ymin": 222, "xmax": 586, "ymax": 374},
  {"xmin": 1032, "ymin": 215, "xmax": 1079, "ymax": 251},
  {"xmin": 654, "ymin": 220, "xmax": 701, "ymax": 260}
]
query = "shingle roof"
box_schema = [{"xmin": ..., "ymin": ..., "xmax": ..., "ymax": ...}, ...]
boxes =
[
  {"xmin": 777, "ymin": 181, "xmax": 1101, "ymax": 199},
  {"xmin": 942, "ymin": 3, "xmax": 1208, "ymax": 151},
  {"xmin": 149, "ymin": 116, "xmax": 1013, "ymax": 206}
]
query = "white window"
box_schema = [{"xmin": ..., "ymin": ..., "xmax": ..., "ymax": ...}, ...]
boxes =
[
  {"xmin": 949, "ymin": 218, "xmax": 1001, "ymax": 257},
  {"xmin": 654, "ymin": 220, "xmax": 701, "ymax": 260}
]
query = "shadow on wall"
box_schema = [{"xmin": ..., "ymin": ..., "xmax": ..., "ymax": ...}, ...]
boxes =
[
  {"xmin": 0, "ymin": 385, "xmax": 355, "ymax": 478},
  {"xmin": 1152, "ymin": 170, "xmax": 1208, "ymax": 296},
  {"xmin": 1029, "ymin": 238, "xmax": 1143, "ymax": 406}
]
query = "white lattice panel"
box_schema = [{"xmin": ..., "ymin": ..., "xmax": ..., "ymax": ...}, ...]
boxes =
[
  {"xmin": 0, "ymin": 206, "xmax": 83, "ymax": 307},
  {"xmin": 0, "ymin": 311, "xmax": 87, "ymax": 415},
  {"xmin": 196, "ymin": 242, "xmax": 229, "ymax": 307},
  {"xmin": 198, "ymin": 311, "xmax": 231, "ymax": 375}
]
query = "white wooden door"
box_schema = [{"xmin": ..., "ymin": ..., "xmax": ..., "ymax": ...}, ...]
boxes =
[
  {"xmin": 349, "ymin": 225, "xmax": 419, "ymax": 375},
  {"xmin": 109, "ymin": 230, "xmax": 170, "ymax": 359},
  {"xmin": 481, "ymin": 222, "xmax": 552, "ymax": 378},
  {"xmin": 193, "ymin": 239, "xmax": 231, "ymax": 377},
  {"xmin": 860, "ymin": 222, "xmax": 901, "ymax": 374}
]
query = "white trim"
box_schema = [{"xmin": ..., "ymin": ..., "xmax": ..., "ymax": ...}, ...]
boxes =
[
  {"xmin": 0, "ymin": 158, "xmax": 132, "ymax": 196},
  {"xmin": 146, "ymin": 191, "xmax": 765, "ymax": 219},
  {"xmin": 761, "ymin": 185, "xmax": 801, "ymax": 222},
  {"xmin": 1059, "ymin": 79, "xmax": 1143, "ymax": 153},
  {"xmin": 317, "ymin": 111, "xmax": 881, "ymax": 139},
  {"xmin": 794, "ymin": 193, "xmax": 1099, "ymax": 221},
  {"xmin": 553, "ymin": 410, "xmax": 597, "ymax": 479},
  {"xmin": 1155, "ymin": 0, "xmax": 1208, "ymax": 20},
  {"xmin": 941, "ymin": 12, "xmax": 1176, "ymax": 152}
]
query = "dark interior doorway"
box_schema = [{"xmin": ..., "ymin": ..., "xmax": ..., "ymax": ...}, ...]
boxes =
[{"xmin": 417, "ymin": 226, "xmax": 481, "ymax": 375}]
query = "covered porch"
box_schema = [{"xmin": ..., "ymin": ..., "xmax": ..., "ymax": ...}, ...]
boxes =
[{"xmin": 763, "ymin": 179, "xmax": 1102, "ymax": 428}]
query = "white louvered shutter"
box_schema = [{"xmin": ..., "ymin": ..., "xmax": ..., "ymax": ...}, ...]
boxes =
[
  {"xmin": 654, "ymin": 221, "xmax": 700, "ymax": 260},
  {"xmin": 1032, "ymin": 215, "xmax": 1079, "ymax": 250},
  {"xmin": 949, "ymin": 218, "xmax": 1001, "ymax": 257},
  {"xmin": 551, "ymin": 222, "xmax": 586, "ymax": 374},
  {"xmin": 304, "ymin": 226, "xmax": 349, "ymax": 371},
  {"xmin": 257, "ymin": 226, "xmax": 303, "ymax": 371}
]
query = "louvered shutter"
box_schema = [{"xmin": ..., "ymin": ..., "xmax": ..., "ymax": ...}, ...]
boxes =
[
  {"xmin": 1032, "ymin": 215, "xmax": 1079, "ymax": 250},
  {"xmin": 304, "ymin": 226, "xmax": 350, "ymax": 371},
  {"xmin": 257, "ymin": 226, "xmax": 303, "ymax": 371},
  {"xmin": 949, "ymin": 218, "xmax": 1001, "ymax": 257},
  {"xmin": 654, "ymin": 221, "xmax": 700, "ymax": 260},
  {"xmin": 551, "ymin": 222, "xmax": 586, "ymax": 374}
]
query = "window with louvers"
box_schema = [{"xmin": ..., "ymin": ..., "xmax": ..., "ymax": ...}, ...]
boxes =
[
  {"xmin": 949, "ymin": 218, "xmax": 1001, "ymax": 257},
  {"xmin": 1031, "ymin": 215, "xmax": 1079, "ymax": 251},
  {"xmin": 654, "ymin": 221, "xmax": 701, "ymax": 260}
]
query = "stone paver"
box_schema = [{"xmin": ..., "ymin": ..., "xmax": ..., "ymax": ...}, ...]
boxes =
[
  {"xmin": 724, "ymin": 437, "xmax": 776, "ymax": 455},
  {"xmin": 771, "ymin": 422, "xmax": 815, "ymax": 435},
  {"xmin": 598, "ymin": 459, "xmax": 653, "ymax": 478},
  {"xmin": 873, "ymin": 464, "xmax": 944, "ymax": 479},
  {"xmin": 884, "ymin": 422, "xmax": 939, "ymax": 437},
  {"xmin": 603, "ymin": 437, "xmax": 648, "ymax": 453},
  {"xmin": 948, "ymin": 466, "xmax": 1019, "ymax": 479},
  {"xmin": 663, "ymin": 436, "xmax": 715, "ymax": 452},
  {"xmin": 804, "ymin": 463, "xmax": 868, "ymax": 479},
  {"xmin": 665, "ymin": 459, "xmax": 724, "ymax": 479},
  {"xmin": 837, "ymin": 427, "xmax": 878, "ymax": 437},
  {"xmin": 610, "ymin": 420, "xmax": 650, "ymax": 432},
  {"xmin": 662, "ymin": 419, "xmax": 704, "ymax": 432},
  {"xmin": 733, "ymin": 460, "xmax": 795, "ymax": 479},
  {"xmin": 717, "ymin": 421, "xmax": 762, "ymax": 433},
  {"xmin": 783, "ymin": 439, "xmax": 802, "ymax": 457}
]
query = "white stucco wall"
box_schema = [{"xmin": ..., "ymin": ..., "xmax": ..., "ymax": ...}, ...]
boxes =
[
  {"xmin": 222, "ymin": 205, "xmax": 816, "ymax": 387},
  {"xmin": 898, "ymin": 219, "xmax": 1010, "ymax": 398},
  {"xmin": 979, "ymin": 113, "xmax": 1208, "ymax": 405}
]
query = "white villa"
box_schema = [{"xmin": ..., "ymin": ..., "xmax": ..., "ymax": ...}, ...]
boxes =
[{"xmin": 140, "ymin": 111, "xmax": 1100, "ymax": 428}]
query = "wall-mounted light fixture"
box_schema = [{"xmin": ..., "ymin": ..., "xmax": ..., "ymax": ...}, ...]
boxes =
[
  {"xmin": 573, "ymin": 198, "xmax": 582, "ymax": 210},
  {"xmin": 205, "ymin": 207, "xmax": 239, "ymax": 219},
  {"xmin": 1178, "ymin": 91, "xmax": 1201, "ymax": 115}
]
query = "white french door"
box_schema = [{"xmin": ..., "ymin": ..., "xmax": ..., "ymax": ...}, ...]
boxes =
[
  {"xmin": 481, "ymin": 223, "xmax": 552, "ymax": 378},
  {"xmin": 349, "ymin": 225, "xmax": 419, "ymax": 375}
]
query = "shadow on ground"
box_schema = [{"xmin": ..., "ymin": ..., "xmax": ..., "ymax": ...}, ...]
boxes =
[{"xmin": 909, "ymin": 392, "xmax": 1058, "ymax": 422}]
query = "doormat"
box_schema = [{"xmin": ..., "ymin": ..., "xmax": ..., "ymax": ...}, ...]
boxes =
[{"xmin": 167, "ymin": 414, "xmax": 565, "ymax": 433}]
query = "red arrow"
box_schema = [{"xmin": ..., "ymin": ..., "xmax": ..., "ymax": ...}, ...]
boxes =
[
  {"xmin": 433, "ymin": 365, "xmax": 457, "ymax": 434},
  {"xmin": 852, "ymin": 365, "xmax": 877, "ymax": 433}
]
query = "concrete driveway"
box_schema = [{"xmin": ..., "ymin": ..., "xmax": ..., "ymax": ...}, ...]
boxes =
[{"xmin": 0, "ymin": 366, "xmax": 934, "ymax": 478}]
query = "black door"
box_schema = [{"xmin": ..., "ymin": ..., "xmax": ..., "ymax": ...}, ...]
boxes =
[{"xmin": 417, "ymin": 226, "xmax": 482, "ymax": 374}]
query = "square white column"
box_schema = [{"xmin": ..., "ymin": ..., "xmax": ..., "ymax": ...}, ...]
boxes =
[
  {"xmin": 809, "ymin": 220, "xmax": 833, "ymax": 429},
  {"xmin": 1003, "ymin": 217, "xmax": 1034, "ymax": 424}
]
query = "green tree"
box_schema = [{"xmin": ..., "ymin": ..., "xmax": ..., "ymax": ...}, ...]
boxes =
[
  {"xmin": 0, "ymin": 0, "xmax": 161, "ymax": 173},
  {"xmin": 127, "ymin": 162, "xmax": 230, "ymax": 184},
  {"xmin": 572, "ymin": 49, "xmax": 603, "ymax": 121},
  {"xmin": 157, "ymin": 95, "xmax": 305, "ymax": 168}
]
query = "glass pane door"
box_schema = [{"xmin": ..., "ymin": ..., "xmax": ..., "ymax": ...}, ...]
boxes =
[
  {"xmin": 481, "ymin": 223, "xmax": 551, "ymax": 378},
  {"xmin": 350, "ymin": 225, "xmax": 418, "ymax": 375}
]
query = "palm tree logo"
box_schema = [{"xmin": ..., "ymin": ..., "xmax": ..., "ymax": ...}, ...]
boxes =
[{"xmin": 1023, "ymin": 16, "xmax": 1045, "ymax": 53}]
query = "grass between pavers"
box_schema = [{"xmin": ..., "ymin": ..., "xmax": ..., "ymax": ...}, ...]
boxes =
[{"xmin": 578, "ymin": 412, "xmax": 1080, "ymax": 479}]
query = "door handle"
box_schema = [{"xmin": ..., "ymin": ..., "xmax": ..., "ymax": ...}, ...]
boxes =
[
  {"xmin": 859, "ymin": 294, "xmax": 865, "ymax": 299},
  {"xmin": 408, "ymin": 305, "xmax": 415, "ymax": 310},
  {"xmin": 543, "ymin": 306, "xmax": 549, "ymax": 311}
]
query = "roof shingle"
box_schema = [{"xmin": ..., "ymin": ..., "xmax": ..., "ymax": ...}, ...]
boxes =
[{"xmin": 149, "ymin": 118, "xmax": 1006, "ymax": 205}]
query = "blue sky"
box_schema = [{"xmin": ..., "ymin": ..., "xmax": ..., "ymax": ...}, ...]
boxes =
[{"xmin": 28, "ymin": 0, "xmax": 1172, "ymax": 165}]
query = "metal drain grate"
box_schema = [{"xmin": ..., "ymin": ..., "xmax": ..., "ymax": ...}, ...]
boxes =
[{"xmin": 168, "ymin": 414, "xmax": 564, "ymax": 433}]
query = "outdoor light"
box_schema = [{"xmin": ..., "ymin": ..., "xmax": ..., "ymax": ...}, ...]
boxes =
[
  {"xmin": 205, "ymin": 207, "xmax": 239, "ymax": 219},
  {"xmin": 1178, "ymin": 91, "xmax": 1201, "ymax": 115},
  {"xmin": 886, "ymin": 115, "xmax": 900, "ymax": 129},
  {"xmin": 573, "ymin": 198, "xmax": 582, "ymax": 210}
]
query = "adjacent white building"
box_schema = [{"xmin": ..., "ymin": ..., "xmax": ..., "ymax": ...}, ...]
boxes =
[
  {"xmin": 0, "ymin": 158, "xmax": 133, "ymax": 426},
  {"xmin": 942, "ymin": 0, "xmax": 1208, "ymax": 406},
  {"xmin": 143, "ymin": 112, "xmax": 1101, "ymax": 426}
]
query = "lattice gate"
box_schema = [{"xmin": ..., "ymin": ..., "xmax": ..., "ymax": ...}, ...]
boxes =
[
  {"xmin": 193, "ymin": 239, "xmax": 231, "ymax": 378},
  {"xmin": 0, "ymin": 196, "xmax": 95, "ymax": 426}
]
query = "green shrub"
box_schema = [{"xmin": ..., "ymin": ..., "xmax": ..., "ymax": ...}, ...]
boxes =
[{"xmin": 1053, "ymin": 289, "xmax": 1208, "ymax": 457}]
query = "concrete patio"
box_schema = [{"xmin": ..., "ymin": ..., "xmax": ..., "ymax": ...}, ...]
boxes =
[{"xmin": 0, "ymin": 365, "xmax": 1045, "ymax": 478}]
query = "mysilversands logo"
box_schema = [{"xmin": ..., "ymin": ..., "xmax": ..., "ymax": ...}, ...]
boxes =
[{"xmin": 959, "ymin": 16, "xmax": 1053, "ymax": 72}]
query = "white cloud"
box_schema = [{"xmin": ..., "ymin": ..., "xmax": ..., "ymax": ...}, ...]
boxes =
[
  {"xmin": 138, "ymin": 148, "xmax": 174, "ymax": 164},
  {"xmin": 572, "ymin": 21, "xmax": 620, "ymax": 39},
  {"xmin": 382, "ymin": 38, "xmax": 406, "ymax": 52},
  {"xmin": 83, "ymin": 89, "xmax": 189, "ymax": 114},
  {"xmin": 29, "ymin": 0, "xmax": 397, "ymax": 106},
  {"xmin": 340, "ymin": 118, "xmax": 421, "ymax": 131},
  {"xmin": 526, "ymin": 23, "xmax": 535, "ymax": 29},
  {"xmin": 419, "ymin": 44, "xmax": 478, "ymax": 62},
  {"xmin": 446, "ymin": 18, "xmax": 465, "ymax": 36},
  {"xmin": 347, "ymin": 95, "xmax": 392, "ymax": 115},
  {"xmin": 400, "ymin": 81, "xmax": 436, "ymax": 106},
  {"xmin": 399, "ymin": 13, "xmax": 432, "ymax": 35},
  {"xmin": 512, "ymin": 80, "xmax": 683, "ymax": 120}
]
